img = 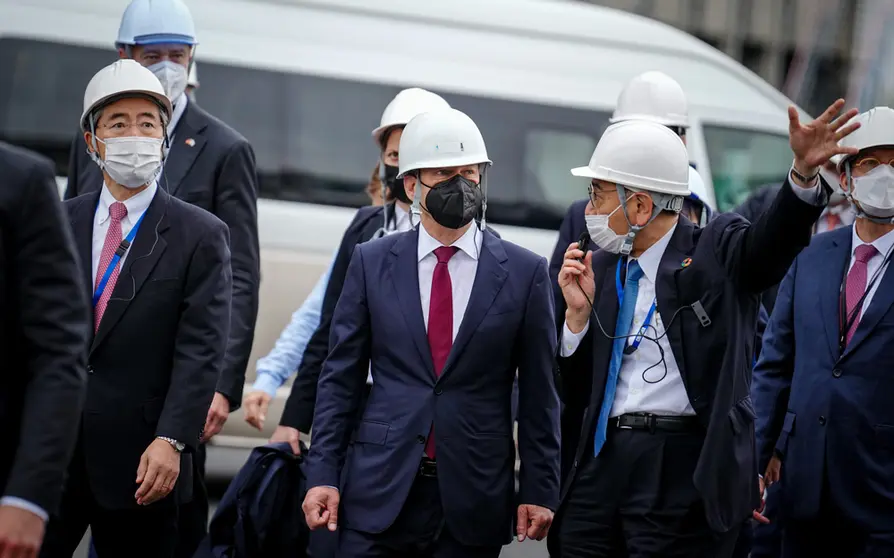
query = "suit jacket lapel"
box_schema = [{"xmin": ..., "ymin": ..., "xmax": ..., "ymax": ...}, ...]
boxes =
[
  {"xmin": 90, "ymin": 191, "xmax": 170, "ymax": 354},
  {"xmin": 69, "ymin": 193, "xmax": 101, "ymax": 344},
  {"xmin": 440, "ymin": 231, "xmax": 508, "ymax": 380},
  {"xmin": 388, "ymin": 230, "xmax": 435, "ymax": 377},
  {"xmin": 820, "ymin": 228, "xmax": 851, "ymax": 359},
  {"xmin": 655, "ymin": 219, "xmax": 697, "ymax": 385},
  {"xmin": 843, "ymin": 244, "xmax": 894, "ymax": 358},
  {"xmin": 160, "ymin": 101, "xmax": 208, "ymax": 197}
]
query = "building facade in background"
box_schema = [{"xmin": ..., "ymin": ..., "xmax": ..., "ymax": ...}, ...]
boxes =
[{"xmin": 584, "ymin": 0, "xmax": 893, "ymax": 115}]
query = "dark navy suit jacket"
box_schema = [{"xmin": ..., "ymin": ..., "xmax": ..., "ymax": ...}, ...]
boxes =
[
  {"xmin": 306, "ymin": 227, "xmax": 561, "ymax": 546},
  {"xmin": 754, "ymin": 224, "xmax": 894, "ymax": 531}
]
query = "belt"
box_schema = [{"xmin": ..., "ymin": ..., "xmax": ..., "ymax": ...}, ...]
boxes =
[
  {"xmin": 417, "ymin": 458, "xmax": 437, "ymax": 478},
  {"xmin": 612, "ymin": 413, "xmax": 701, "ymax": 433}
]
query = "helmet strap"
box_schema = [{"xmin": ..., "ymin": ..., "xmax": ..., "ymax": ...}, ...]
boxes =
[{"xmin": 616, "ymin": 184, "xmax": 663, "ymax": 256}]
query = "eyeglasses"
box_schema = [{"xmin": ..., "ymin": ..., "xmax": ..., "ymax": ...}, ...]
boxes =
[{"xmin": 853, "ymin": 157, "xmax": 894, "ymax": 172}]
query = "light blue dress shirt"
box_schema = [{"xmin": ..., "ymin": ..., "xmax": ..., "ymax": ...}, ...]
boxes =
[{"xmin": 252, "ymin": 255, "xmax": 335, "ymax": 397}]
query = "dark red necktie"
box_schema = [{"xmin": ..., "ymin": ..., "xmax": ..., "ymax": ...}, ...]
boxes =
[
  {"xmin": 844, "ymin": 244, "xmax": 878, "ymax": 345},
  {"xmin": 425, "ymin": 245, "xmax": 459, "ymax": 459}
]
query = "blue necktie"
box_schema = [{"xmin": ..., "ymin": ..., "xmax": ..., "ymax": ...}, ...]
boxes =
[{"xmin": 593, "ymin": 260, "xmax": 643, "ymax": 457}]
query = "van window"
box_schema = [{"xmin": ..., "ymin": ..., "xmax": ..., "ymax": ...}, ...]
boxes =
[
  {"xmin": 0, "ymin": 37, "xmax": 613, "ymax": 230},
  {"xmin": 703, "ymin": 125, "xmax": 791, "ymax": 211}
]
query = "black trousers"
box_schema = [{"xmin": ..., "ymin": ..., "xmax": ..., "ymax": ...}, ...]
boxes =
[
  {"xmin": 40, "ymin": 461, "xmax": 178, "ymax": 558},
  {"xmin": 782, "ymin": 472, "xmax": 894, "ymax": 558},
  {"xmin": 336, "ymin": 473, "xmax": 501, "ymax": 558},
  {"xmin": 556, "ymin": 427, "xmax": 740, "ymax": 558},
  {"xmin": 175, "ymin": 442, "xmax": 208, "ymax": 558}
]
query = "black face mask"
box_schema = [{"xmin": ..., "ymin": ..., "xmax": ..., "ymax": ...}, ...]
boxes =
[
  {"xmin": 383, "ymin": 164, "xmax": 410, "ymax": 204},
  {"xmin": 422, "ymin": 175, "xmax": 483, "ymax": 230}
]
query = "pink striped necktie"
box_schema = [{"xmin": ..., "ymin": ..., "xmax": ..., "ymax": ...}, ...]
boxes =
[
  {"xmin": 424, "ymin": 245, "xmax": 459, "ymax": 459},
  {"xmin": 844, "ymin": 243, "xmax": 878, "ymax": 345},
  {"xmin": 94, "ymin": 201, "xmax": 128, "ymax": 332}
]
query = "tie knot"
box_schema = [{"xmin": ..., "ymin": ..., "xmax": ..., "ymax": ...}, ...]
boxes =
[
  {"xmin": 855, "ymin": 243, "xmax": 878, "ymax": 264},
  {"xmin": 434, "ymin": 246, "xmax": 459, "ymax": 264},
  {"xmin": 109, "ymin": 202, "xmax": 128, "ymax": 222},
  {"xmin": 626, "ymin": 260, "xmax": 644, "ymax": 283}
]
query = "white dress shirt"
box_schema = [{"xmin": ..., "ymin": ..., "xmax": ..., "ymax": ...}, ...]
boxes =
[
  {"xmin": 847, "ymin": 224, "xmax": 894, "ymax": 316},
  {"xmin": 417, "ymin": 222, "xmax": 483, "ymax": 338},
  {"xmin": 91, "ymin": 182, "xmax": 157, "ymax": 289},
  {"xmin": 561, "ymin": 224, "xmax": 695, "ymax": 417},
  {"xmin": 559, "ymin": 178, "xmax": 824, "ymax": 417}
]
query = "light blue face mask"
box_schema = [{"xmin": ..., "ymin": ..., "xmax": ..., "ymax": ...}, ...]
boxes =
[{"xmin": 147, "ymin": 61, "xmax": 188, "ymax": 101}]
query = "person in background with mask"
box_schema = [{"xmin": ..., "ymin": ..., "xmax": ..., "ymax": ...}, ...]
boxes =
[
  {"xmin": 64, "ymin": 1, "xmax": 260, "ymax": 555},
  {"xmin": 39, "ymin": 60, "xmax": 231, "ymax": 558},
  {"xmin": 753, "ymin": 106, "xmax": 894, "ymax": 557},
  {"xmin": 553, "ymin": 99, "xmax": 859, "ymax": 557},
  {"xmin": 302, "ymin": 108, "xmax": 560, "ymax": 556},
  {"xmin": 267, "ymin": 88, "xmax": 450, "ymax": 451}
]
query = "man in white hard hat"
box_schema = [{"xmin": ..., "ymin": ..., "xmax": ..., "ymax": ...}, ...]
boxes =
[
  {"xmin": 64, "ymin": 1, "xmax": 260, "ymax": 554},
  {"xmin": 40, "ymin": 59, "xmax": 231, "ymax": 558},
  {"xmin": 261, "ymin": 88, "xmax": 452, "ymax": 449},
  {"xmin": 553, "ymin": 99, "xmax": 860, "ymax": 557},
  {"xmin": 753, "ymin": 106, "xmax": 894, "ymax": 557},
  {"xmin": 302, "ymin": 108, "xmax": 560, "ymax": 556},
  {"xmin": 0, "ymin": 144, "xmax": 89, "ymax": 558}
]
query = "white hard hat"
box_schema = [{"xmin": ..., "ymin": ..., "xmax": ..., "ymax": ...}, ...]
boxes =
[
  {"xmin": 397, "ymin": 108, "xmax": 492, "ymax": 178},
  {"xmin": 81, "ymin": 59, "xmax": 172, "ymax": 132},
  {"xmin": 187, "ymin": 62, "xmax": 199, "ymax": 88},
  {"xmin": 687, "ymin": 167, "xmax": 713, "ymax": 209},
  {"xmin": 571, "ymin": 120, "xmax": 690, "ymax": 196},
  {"xmin": 116, "ymin": 0, "xmax": 197, "ymax": 47},
  {"xmin": 372, "ymin": 88, "xmax": 451, "ymax": 147},
  {"xmin": 836, "ymin": 106, "xmax": 894, "ymax": 170},
  {"xmin": 610, "ymin": 71, "xmax": 689, "ymax": 129}
]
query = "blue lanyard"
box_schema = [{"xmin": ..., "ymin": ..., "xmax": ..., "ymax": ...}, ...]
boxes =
[
  {"xmin": 615, "ymin": 259, "xmax": 658, "ymax": 353},
  {"xmin": 92, "ymin": 211, "xmax": 146, "ymax": 306}
]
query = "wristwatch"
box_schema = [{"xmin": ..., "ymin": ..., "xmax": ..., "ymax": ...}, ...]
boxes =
[{"xmin": 158, "ymin": 436, "xmax": 185, "ymax": 453}]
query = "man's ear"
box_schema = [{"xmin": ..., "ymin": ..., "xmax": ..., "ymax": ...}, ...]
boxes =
[
  {"xmin": 84, "ymin": 132, "xmax": 95, "ymax": 154},
  {"xmin": 117, "ymin": 48, "xmax": 128, "ymax": 60},
  {"xmin": 403, "ymin": 175, "xmax": 417, "ymax": 202}
]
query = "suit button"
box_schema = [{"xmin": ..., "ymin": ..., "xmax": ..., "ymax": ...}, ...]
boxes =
[
  {"xmin": 819, "ymin": 415, "xmax": 827, "ymax": 426},
  {"xmin": 572, "ymin": 459, "xmax": 579, "ymax": 469},
  {"xmin": 86, "ymin": 365, "xmax": 94, "ymax": 375},
  {"xmin": 416, "ymin": 435, "xmax": 426, "ymax": 444},
  {"xmin": 832, "ymin": 369, "xmax": 842, "ymax": 378},
  {"xmin": 434, "ymin": 387, "xmax": 443, "ymax": 395}
]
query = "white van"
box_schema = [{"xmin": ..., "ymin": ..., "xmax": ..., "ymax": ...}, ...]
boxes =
[{"xmin": 1, "ymin": 0, "xmax": 803, "ymax": 478}]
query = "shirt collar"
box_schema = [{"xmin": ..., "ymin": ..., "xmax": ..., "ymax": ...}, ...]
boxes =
[
  {"xmin": 96, "ymin": 181, "xmax": 158, "ymax": 226},
  {"xmin": 417, "ymin": 221, "xmax": 482, "ymax": 263},
  {"xmin": 393, "ymin": 204, "xmax": 411, "ymax": 232},
  {"xmin": 631, "ymin": 222, "xmax": 678, "ymax": 284},
  {"xmin": 850, "ymin": 220, "xmax": 894, "ymax": 260}
]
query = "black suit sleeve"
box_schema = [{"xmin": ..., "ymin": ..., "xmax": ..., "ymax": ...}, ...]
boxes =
[
  {"xmin": 279, "ymin": 213, "xmax": 371, "ymax": 431},
  {"xmin": 213, "ymin": 140, "xmax": 260, "ymax": 409},
  {"xmin": 158, "ymin": 222, "xmax": 233, "ymax": 451},
  {"xmin": 64, "ymin": 134, "xmax": 84, "ymax": 200},
  {"xmin": 714, "ymin": 178, "xmax": 826, "ymax": 294},
  {"xmin": 4, "ymin": 155, "xmax": 90, "ymax": 515},
  {"xmin": 516, "ymin": 258, "xmax": 561, "ymax": 511}
]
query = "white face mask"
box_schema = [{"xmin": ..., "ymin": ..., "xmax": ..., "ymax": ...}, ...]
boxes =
[
  {"xmin": 148, "ymin": 61, "xmax": 188, "ymax": 101},
  {"xmin": 97, "ymin": 136, "xmax": 164, "ymax": 189},
  {"xmin": 585, "ymin": 204, "xmax": 630, "ymax": 254},
  {"xmin": 851, "ymin": 165, "xmax": 894, "ymax": 218}
]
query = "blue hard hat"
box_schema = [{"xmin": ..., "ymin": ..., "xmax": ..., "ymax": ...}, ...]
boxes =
[{"xmin": 116, "ymin": 0, "xmax": 197, "ymax": 47}]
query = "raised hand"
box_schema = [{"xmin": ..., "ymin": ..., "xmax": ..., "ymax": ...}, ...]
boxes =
[{"xmin": 788, "ymin": 99, "xmax": 861, "ymax": 181}]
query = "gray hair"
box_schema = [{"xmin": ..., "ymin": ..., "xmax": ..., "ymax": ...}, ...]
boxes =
[{"xmin": 90, "ymin": 95, "xmax": 170, "ymax": 132}]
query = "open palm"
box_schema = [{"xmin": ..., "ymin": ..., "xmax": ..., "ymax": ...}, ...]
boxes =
[{"xmin": 789, "ymin": 98, "xmax": 861, "ymax": 171}]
